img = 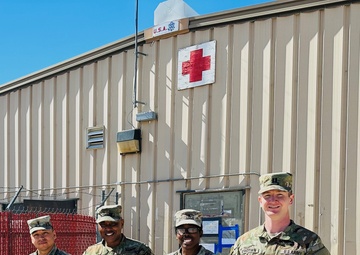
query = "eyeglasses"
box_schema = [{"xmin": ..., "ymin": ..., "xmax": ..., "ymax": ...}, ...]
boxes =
[{"xmin": 176, "ymin": 227, "xmax": 200, "ymax": 235}]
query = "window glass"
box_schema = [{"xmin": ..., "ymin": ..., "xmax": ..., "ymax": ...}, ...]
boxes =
[{"xmin": 182, "ymin": 190, "xmax": 245, "ymax": 254}]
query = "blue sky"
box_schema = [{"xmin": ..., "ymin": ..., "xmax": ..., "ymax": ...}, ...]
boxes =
[{"xmin": 0, "ymin": 0, "xmax": 271, "ymax": 85}]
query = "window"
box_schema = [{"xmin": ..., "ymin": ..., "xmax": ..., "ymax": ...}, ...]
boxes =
[{"xmin": 182, "ymin": 189, "xmax": 245, "ymax": 254}]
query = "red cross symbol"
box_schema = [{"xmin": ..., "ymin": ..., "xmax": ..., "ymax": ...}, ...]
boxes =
[{"xmin": 181, "ymin": 49, "xmax": 211, "ymax": 83}]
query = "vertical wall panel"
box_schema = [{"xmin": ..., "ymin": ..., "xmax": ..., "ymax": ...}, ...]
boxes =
[
  {"xmin": 116, "ymin": 48, "xmax": 127, "ymax": 236},
  {"xmin": 171, "ymin": 32, "xmax": 193, "ymax": 253},
  {"xmin": 43, "ymin": 78, "xmax": 55, "ymax": 195},
  {"xmin": 273, "ymin": 15, "xmax": 296, "ymax": 173},
  {"xmin": 68, "ymin": 69, "xmax": 82, "ymax": 194},
  {"xmin": 188, "ymin": 30, "xmax": 211, "ymax": 190},
  {"xmin": 107, "ymin": 54, "xmax": 121, "ymax": 206},
  {"xmin": 0, "ymin": 95, "xmax": 6, "ymax": 190},
  {"xmin": 57, "ymin": 74, "xmax": 69, "ymax": 192},
  {"xmin": 82, "ymin": 63, "xmax": 96, "ymax": 210},
  {"xmin": 345, "ymin": 3, "xmax": 360, "ymax": 254},
  {"xmin": 229, "ymin": 22, "xmax": 250, "ymax": 188},
  {"xmin": 321, "ymin": 6, "xmax": 346, "ymax": 254},
  {"xmin": 296, "ymin": 10, "xmax": 321, "ymax": 230},
  {"xmin": 152, "ymin": 36, "xmax": 176, "ymax": 254},
  {"xmin": 137, "ymin": 42, "xmax": 157, "ymax": 250},
  {"xmin": 20, "ymin": 88, "xmax": 31, "ymax": 200},
  {"xmin": 208, "ymin": 26, "xmax": 228, "ymax": 189},
  {"xmin": 121, "ymin": 47, "xmax": 140, "ymax": 239},
  {"xmin": 95, "ymin": 58, "xmax": 108, "ymax": 187},
  {"xmin": 31, "ymin": 82, "xmax": 42, "ymax": 192},
  {"xmin": 9, "ymin": 91, "xmax": 19, "ymax": 189},
  {"xmin": 0, "ymin": 94, "xmax": 9, "ymax": 197},
  {"xmin": 251, "ymin": 19, "xmax": 273, "ymax": 180}
]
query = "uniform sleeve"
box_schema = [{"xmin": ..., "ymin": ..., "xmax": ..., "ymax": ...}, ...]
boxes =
[
  {"xmin": 229, "ymin": 237, "xmax": 242, "ymax": 255},
  {"xmin": 81, "ymin": 244, "xmax": 103, "ymax": 255},
  {"xmin": 307, "ymin": 237, "xmax": 331, "ymax": 255},
  {"xmin": 141, "ymin": 245, "xmax": 154, "ymax": 255}
]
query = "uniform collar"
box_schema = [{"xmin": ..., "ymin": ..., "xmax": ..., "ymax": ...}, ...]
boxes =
[{"xmin": 258, "ymin": 220, "xmax": 294, "ymax": 242}]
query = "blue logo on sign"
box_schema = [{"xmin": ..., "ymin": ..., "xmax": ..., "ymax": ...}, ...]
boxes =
[{"xmin": 168, "ymin": 21, "xmax": 175, "ymax": 31}]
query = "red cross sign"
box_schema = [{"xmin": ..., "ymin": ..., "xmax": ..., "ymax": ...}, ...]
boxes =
[
  {"xmin": 178, "ymin": 40, "xmax": 216, "ymax": 90},
  {"xmin": 182, "ymin": 49, "xmax": 211, "ymax": 82}
]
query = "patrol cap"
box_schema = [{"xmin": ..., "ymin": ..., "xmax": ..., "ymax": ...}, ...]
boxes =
[
  {"xmin": 258, "ymin": 172, "xmax": 292, "ymax": 194},
  {"xmin": 96, "ymin": 204, "xmax": 122, "ymax": 223},
  {"xmin": 27, "ymin": 215, "xmax": 53, "ymax": 234},
  {"xmin": 175, "ymin": 209, "xmax": 202, "ymax": 228}
]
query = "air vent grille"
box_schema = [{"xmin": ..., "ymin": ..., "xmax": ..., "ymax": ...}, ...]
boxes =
[{"xmin": 86, "ymin": 126, "xmax": 105, "ymax": 149}]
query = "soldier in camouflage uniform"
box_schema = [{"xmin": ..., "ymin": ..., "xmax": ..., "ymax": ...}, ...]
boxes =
[
  {"xmin": 27, "ymin": 215, "xmax": 70, "ymax": 255},
  {"xmin": 230, "ymin": 172, "xmax": 331, "ymax": 255},
  {"xmin": 167, "ymin": 209, "xmax": 214, "ymax": 255},
  {"xmin": 82, "ymin": 204, "xmax": 153, "ymax": 255}
]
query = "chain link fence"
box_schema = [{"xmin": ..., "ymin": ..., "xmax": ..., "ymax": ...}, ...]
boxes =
[{"xmin": 0, "ymin": 210, "xmax": 97, "ymax": 255}]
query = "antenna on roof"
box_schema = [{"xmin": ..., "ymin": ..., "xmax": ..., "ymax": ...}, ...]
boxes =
[{"xmin": 133, "ymin": 0, "xmax": 146, "ymax": 109}]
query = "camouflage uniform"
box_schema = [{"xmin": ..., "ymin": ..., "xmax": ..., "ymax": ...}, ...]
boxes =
[
  {"xmin": 29, "ymin": 244, "xmax": 70, "ymax": 255},
  {"xmin": 167, "ymin": 245, "xmax": 214, "ymax": 255},
  {"xmin": 82, "ymin": 234, "xmax": 153, "ymax": 255},
  {"xmin": 229, "ymin": 220, "xmax": 330, "ymax": 255}
]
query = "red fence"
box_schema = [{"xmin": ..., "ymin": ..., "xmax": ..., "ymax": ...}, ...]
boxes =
[{"xmin": 0, "ymin": 211, "xmax": 97, "ymax": 255}]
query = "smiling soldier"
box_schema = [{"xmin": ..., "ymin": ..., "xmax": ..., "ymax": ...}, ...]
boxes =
[
  {"xmin": 82, "ymin": 204, "xmax": 153, "ymax": 255},
  {"xmin": 167, "ymin": 209, "xmax": 214, "ymax": 255},
  {"xmin": 229, "ymin": 172, "xmax": 330, "ymax": 255}
]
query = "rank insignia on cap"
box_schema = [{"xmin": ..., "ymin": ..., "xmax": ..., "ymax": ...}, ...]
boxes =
[
  {"xmin": 96, "ymin": 204, "xmax": 122, "ymax": 223},
  {"xmin": 27, "ymin": 215, "xmax": 53, "ymax": 234},
  {"xmin": 175, "ymin": 209, "xmax": 202, "ymax": 228},
  {"xmin": 258, "ymin": 172, "xmax": 292, "ymax": 194}
]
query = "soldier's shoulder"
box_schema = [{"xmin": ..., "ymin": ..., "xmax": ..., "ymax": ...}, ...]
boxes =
[
  {"xmin": 199, "ymin": 246, "xmax": 214, "ymax": 255},
  {"xmin": 289, "ymin": 223, "xmax": 321, "ymax": 241},
  {"xmin": 123, "ymin": 237, "xmax": 153, "ymax": 254},
  {"xmin": 230, "ymin": 225, "xmax": 263, "ymax": 252},
  {"xmin": 124, "ymin": 237, "xmax": 149, "ymax": 247},
  {"xmin": 239, "ymin": 225, "xmax": 263, "ymax": 240},
  {"xmin": 202, "ymin": 249, "xmax": 215, "ymax": 255},
  {"xmin": 82, "ymin": 242, "xmax": 105, "ymax": 254},
  {"xmin": 288, "ymin": 222, "xmax": 329, "ymax": 252},
  {"xmin": 58, "ymin": 250, "xmax": 71, "ymax": 255}
]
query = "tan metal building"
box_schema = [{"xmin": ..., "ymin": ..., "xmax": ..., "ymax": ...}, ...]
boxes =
[{"xmin": 0, "ymin": 0, "xmax": 359, "ymax": 254}]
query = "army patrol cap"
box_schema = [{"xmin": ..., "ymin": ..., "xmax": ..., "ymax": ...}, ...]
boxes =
[
  {"xmin": 27, "ymin": 215, "xmax": 53, "ymax": 234},
  {"xmin": 96, "ymin": 204, "xmax": 122, "ymax": 223},
  {"xmin": 258, "ymin": 172, "xmax": 292, "ymax": 194},
  {"xmin": 175, "ymin": 209, "xmax": 202, "ymax": 228}
]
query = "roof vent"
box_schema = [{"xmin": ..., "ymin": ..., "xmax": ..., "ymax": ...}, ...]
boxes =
[{"xmin": 154, "ymin": 0, "xmax": 198, "ymax": 25}]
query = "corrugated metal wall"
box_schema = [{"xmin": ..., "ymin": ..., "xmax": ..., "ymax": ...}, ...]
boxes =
[{"xmin": 0, "ymin": 1, "xmax": 359, "ymax": 254}]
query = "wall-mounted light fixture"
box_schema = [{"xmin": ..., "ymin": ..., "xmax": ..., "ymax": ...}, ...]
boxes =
[
  {"xmin": 116, "ymin": 129, "xmax": 141, "ymax": 155},
  {"xmin": 136, "ymin": 111, "xmax": 157, "ymax": 122}
]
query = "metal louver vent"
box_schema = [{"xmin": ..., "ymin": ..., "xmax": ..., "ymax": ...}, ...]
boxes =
[{"xmin": 86, "ymin": 126, "xmax": 105, "ymax": 149}]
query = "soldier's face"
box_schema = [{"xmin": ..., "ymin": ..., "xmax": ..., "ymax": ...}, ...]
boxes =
[
  {"xmin": 98, "ymin": 219, "xmax": 124, "ymax": 248},
  {"xmin": 176, "ymin": 224, "xmax": 202, "ymax": 251},
  {"xmin": 30, "ymin": 229, "xmax": 56, "ymax": 253},
  {"xmin": 258, "ymin": 190, "xmax": 294, "ymax": 219}
]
